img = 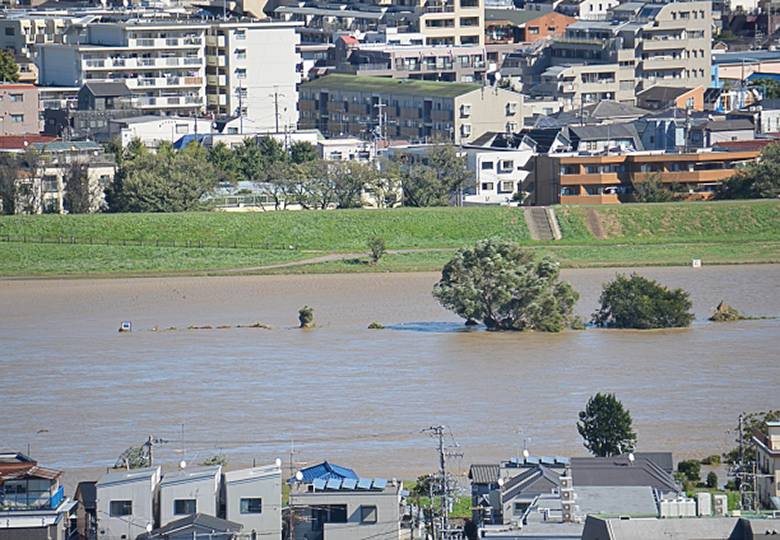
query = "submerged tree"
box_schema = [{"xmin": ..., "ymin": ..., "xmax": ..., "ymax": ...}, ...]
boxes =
[
  {"xmin": 433, "ymin": 237, "xmax": 579, "ymax": 331},
  {"xmin": 577, "ymin": 393, "xmax": 636, "ymax": 457},
  {"xmin": 592, "ymin": 273, "xmax": 694, "ymax": 329},
  {"xmin": 298, "ymin": 305, "xmax": 314, "ymax": 328}
]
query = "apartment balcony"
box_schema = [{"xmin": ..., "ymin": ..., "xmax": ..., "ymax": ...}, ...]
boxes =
[
  {"xmin": 400, "ymin": 126, "xmax": 421, "ymax": 138},
  {"xmin": 347, "ymin": 103, "xmax": 369, "ymax": 115},
  {"xmin": 0, "ymin": 487, "xmax": 64, "ymax": 511},
  {"xmin": 137, "ymin": 95, "xmax": 202, "ymax": 108},
  {"xmin": 207, "ymin": 94, "xmax": 228, "ymax": 106},
  {"xmin": 123, "ymin": 76, "xmax": 203, "ymax": 89},
  {"xmin": 83, "ymin": 57, "xmax": 202, "ymax": 70},
  {"xmin": 128, "ymin": 37, "xmax": 202, "ymax": 49},
  {"xmin": 298, "ymin": 118, "xmax": 317, "ymax": 129},
  {"xmin": 298, "ymin": 98, "xmax": 317, "ymax": 111},
  {"xmin": 326, "ymin": 101, "xmax": 346, "ymax": 113},
  {"xmin": 641, "ymin": 56, "xmax": 689, "ymax": 70},
  {"xmin": 431, "ymin": 109, "xmax": 452, "ymax": 121},
  {"xmin": 206, "ymin": 74, "xmax": 227, "ymax": 87},
  {"xmin": 400, "ymin": 107, "xmax": 421, "ymax": 119},
  {"xmin": 633, "ymin": 169, "xmax": 734, "ymax": 183},
  {"xmin": 206, "ymin": 35, "xmax": 226, "ymax": 47},
  {"xmin": 422, "ymin": 5, "xmax": 455, "ymax": 13},
  {"xmin": 641, "ymin": 37, "xmax": 686, "ymax": 51},
  {"xmin": 561, "ymin": 173, "xmax": 621, "ymax": 186},
  {"xmin": 206, "ymin": 55, "xmax": 227, "ymax": 67}
]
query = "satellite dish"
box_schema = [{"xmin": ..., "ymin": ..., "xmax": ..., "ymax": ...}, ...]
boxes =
[
  {"xmin": 295, "ymin": 471, "xmax": 303, "ymax": 481},
  {"xmin": 523, "ymin": 449, "xmax": 530, "ymax": 459},
  {"xmin": 497, "ymin": 477, "xmax": 504, "ymax": 487},
  {"xmin": 495, "ymin": 71, "xmax": 502, "ymax": 81},
  {"xmin": 179, "ymin": 460, "xmax": 187, "ymax": 469},
  {"xmin": 146, "ymin": 524, "xmax": 153, "ymax": 534},
  {"xmin": 275, "ymin": 458, "xmax": 282, "ymax": 468},
  {"xmin": 628, "ymin": 453, "xmax": 635, "ymax": 463}
]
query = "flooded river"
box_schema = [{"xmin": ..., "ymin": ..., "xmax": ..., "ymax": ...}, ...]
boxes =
[{"xmin": 1, "ymin": 265, "xmax": 778, "ymax": 487}]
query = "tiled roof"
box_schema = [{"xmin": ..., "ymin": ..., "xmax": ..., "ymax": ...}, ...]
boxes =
[
  {"xmin": 637, "ymin": 85, "xmax": 697, "ymax": 102},
  {"xmin": 298, "ymin": 461, "xmax": 358, "ymax": 483},
  {"xmin": 713, "ymin": 139, "xmax": 775, "ymax": 152},
  {"xmin": 0, "ymin": 135, "xmax": 58, "ymax": 150},
  {"xmin": 571, "ymin": 455, "xmax": 679, "ymax": 493},
  {"xmin": 143, "ymin": 514, "xmax": 242, "ymax": 538},
  {"xmin": 468, "ymin": 464, "xmax": 499, "ymax": 484}
]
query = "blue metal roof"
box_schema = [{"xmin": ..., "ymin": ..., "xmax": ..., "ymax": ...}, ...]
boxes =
[{"xmin": 298, "ymin": 461, "xmax": 359, "ymax": 483}]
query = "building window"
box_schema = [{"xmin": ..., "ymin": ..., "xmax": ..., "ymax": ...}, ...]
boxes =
[
  {"xmin": 235, "ymin": 29, "xmax": 246, "ymax": 40},
  {"xmin": 10, "ymin": 94, "xmax": 23, "ymax": 102},
  {"xmin": 236, "ymin": 68, "xmax": 247, "ymax": 79},
  {"xmin": 481, "ymin": 182, "xmax": 494, "ymax": 191},
  {"xmin": 360, "ymin": 506, "xmax": 377, "ymax": 523},
  {"xmin": 461, "ymin": 124, "xmax": 472, "ymax": 136},
  {"xmin": 314, "ymin": 505, "xmax": 347, "ymax": 531},
  {"xmin": 236, "ymin": 49, "xmax": 247, "ymax": 59},
  {"xmin": 174, "ymin": 500, "xmax": 197, "ymax": 515},
  {"xmin": 499, "ymin": 160, "xmax": 514, "ymax": 172},
  {"xmin": 11, "ymin": 115, "xmax": 23, "ymax": 123},
  {"xmin": 481, "ymin": 161, "xmax": 494, "ymax": 170},
  {"xmin": 500, "ymin": 180, "xmax": 514, "ymax": 193},
  {"xmin": 460, "ymin": 104, "xmax": 471, "ymax": 117},
  {"xmin": 240, "ymin": 498, "xmax": 262, "ymax": 514},
  {"xmin": 5, "ymin": 27, "xmax": 14, "ymax": 36},
  {"xmin": 110, "ymin": 501, "xmax": 132, "ymax": 516},
  {"xmin": 529, "ymin": 27, "xmax": 539, "ymax": 35}
]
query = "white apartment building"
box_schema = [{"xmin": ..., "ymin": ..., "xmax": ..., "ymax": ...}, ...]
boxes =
[
  {"xmin": 205, "ymin": 20, "xmax": 301, "ymax": 132},
  {"xmin": 158, "ymin": 466, "xmax": 221, "ymax": 528},
  {"xmin": 37, "ymin": 21, "xmax": 208, "ymax": 114},
  {"xmin": 35, "ymin": 18, "xmax": 301, "ymax": 131},
  {"xmin": 96, "ymin": 466, "xmax": 161, "ymax": 540}
]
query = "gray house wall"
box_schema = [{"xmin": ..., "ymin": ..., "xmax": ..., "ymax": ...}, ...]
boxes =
[{"xmin": 223, "ymin": 465, "xmax": 282, "ymax": 540}]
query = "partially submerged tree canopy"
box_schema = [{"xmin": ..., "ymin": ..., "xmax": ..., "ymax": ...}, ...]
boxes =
[
  {"xmin": 592, "ymin": 273, "xmax": 694, "ymax": 329},
  {"xmin": 433, "ymin": 237, "xmax": 579, "ymax": 331},
  {"xmin": 577, "ymin": 392, "xmax": 636, "ymax": 457}
]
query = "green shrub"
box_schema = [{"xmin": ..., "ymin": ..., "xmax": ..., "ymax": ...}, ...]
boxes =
[
  {"xmin": 706, "ymin": 471, "xmax": 718, "ymax": 488},
  {"xmin": 678, "ymin": 459, "xmax": 702, "ymax": 482}
]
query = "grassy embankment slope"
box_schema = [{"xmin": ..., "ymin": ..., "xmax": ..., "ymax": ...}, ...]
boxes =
[{"xmin": 0, "ymin": 200, "xmax": 778, "ymax": 276}]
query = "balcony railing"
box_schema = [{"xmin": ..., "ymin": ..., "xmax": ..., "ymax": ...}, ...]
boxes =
[{"xmin": 0, "ymin": 486, "xmax": 64, "ymax": 511}]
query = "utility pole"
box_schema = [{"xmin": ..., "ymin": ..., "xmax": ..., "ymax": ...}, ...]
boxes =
[
  {"xmin": 236, "ymin": 80, "xmax": 244, "ymax": 135},
  {"xmin": 373, "ymin": 100, "xmax": 386, "ymax": 158},
  {"xmin": 422, "ymin": 426, "xmax": 462, "ymax": 540},
  {"xmin": 270, "ymin": 86, "xmax": 284, "ymax": 134}
]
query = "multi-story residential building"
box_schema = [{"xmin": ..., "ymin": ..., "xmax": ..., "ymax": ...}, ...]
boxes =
[
  {"xmin": 96, "ymin": 466, "xmax": 161, "ymax": 540},
  {"xmin": 0, "ymin": 83, "xmax": 39, "ymax": 135},
  {"xmin": 413, "ymin": 0, "xmax": 485, "ymax": 47},
  {"xmin": 37, "ymin": 21, "xmax": 208, "ymax": 115},
  {"xmin": 204, "ymin": 20, "xmax": 300, "ymax": 131},
  {"xmin": 299, "ymin": 74, "xmax": 523, "ymax": 143},
  {"xmin": 158, "ymin": 466, "xmax": 221, "ymax": 528},
  {"xmin": 331, "ymin": 36, "xmax": 490, "ymax": 83},
  {"xmin": 530, "ymin": 149, "xmax": 761, "ymax": 205},
  {"xmin": 36, "ymin": 18, "xmax": 300, "ymax": 130},
  {"xmin": 0, "ymin": 14, "xmax": 71, "ymax": 56},
  {"xmin": 223, "ymin": 464, "xmax": 282, "ymax": 537},
  {"xmin": 485, "ymin": 10, "xmax": 576, "ymax": 43},
  {"xmin": 519, "ymin": 1, "xmax": 711, "ymax": 110},
  {"xmin": 753, "ymin": 421, "xmax": 780, "ymax": 510}
]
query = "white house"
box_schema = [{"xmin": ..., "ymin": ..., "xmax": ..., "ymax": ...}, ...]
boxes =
[
  {"xmin": 223, "ymin": 464, "xmax": 282, "ymax": 538},
  {"xmin": 96, "ymin": 466, "xmax": 161, "ymax": 540},
  {"xmin": 461, "ymin": 148, "xmax": 534, "ymax": 205},
  {"xmin": 158, "ymin": 466, "xmax": 221, "ymax": 528}
]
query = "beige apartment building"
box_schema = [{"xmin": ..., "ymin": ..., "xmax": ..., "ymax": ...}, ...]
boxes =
[
  {"xmin": 0, "ymin": 14, "xmax": 70, "ymax": 56},
  {"xmin": 298, "ymin": 74, "xmax": 521, "ymax": 143},
  {"xmin": 526, "ymin": 1, "xmax": 711, "ymax": 110},
  {"xmin": 414, "ymin": 0, "xmax": 485, "ymax": 47}
]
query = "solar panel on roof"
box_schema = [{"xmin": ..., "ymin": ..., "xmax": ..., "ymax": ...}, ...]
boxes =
[
  {"xmin": 326, "ymin": 478, "xmax": 342, "ymax": 490},
  {"xmin": 342, "ymin": 478, "xmax": 358, "ymax": 490},
  {"xmin": 313, "ymin": 478, "xmax": 327, "ymax": 491},
  {"xmin": 357, "ymin": 478, "xmax": 372, "ymax": 489},
  {"xmin": 525, "ymin": 457, "xmax": 539, "ymax": 465},
  {"xmin": 540, "ymin": 456, "xmax": 554, "ymax": 465},
  {"xmin": 373, "ymin": 478, "xmax": 388, "ymax": 490},
  {"xmin": 555, "ymin": 456, "xmax": 570, "ymax": 465}
]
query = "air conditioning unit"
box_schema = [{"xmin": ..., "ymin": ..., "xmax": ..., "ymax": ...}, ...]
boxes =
[
  {"xmin": 561, "ymin": 488, "xmax": 575, "ymax": 501},
  {"xmin": 562, "ymin": 501, "xmax": 574, "ymax": 522},
  {"xmin": 713, "ymin": 494, "xmax": 728, "ymax": 517},
  {"xmin": 560, "ymin": 476, "xmax": 572, "ymax": 489}
]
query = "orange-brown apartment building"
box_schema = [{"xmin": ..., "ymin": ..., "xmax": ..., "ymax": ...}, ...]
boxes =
[
  {"xmin": 528, "ymin": 150, "xmax": 760, "ymax": 205},
  {"xmin": 485, "ymin": 10, "xmax": 577, "ymax": 44}
]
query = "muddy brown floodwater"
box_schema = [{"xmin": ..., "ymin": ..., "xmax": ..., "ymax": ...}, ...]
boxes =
[{"xmin": 1, "ymin": 265, "xmax": 779, "ymax": 489}]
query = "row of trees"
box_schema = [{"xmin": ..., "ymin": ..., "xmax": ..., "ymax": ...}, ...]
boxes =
[
  {"xmin": 433, "ymin": 237, "xmax": 694, "ymax": 332},
  {"xmin": 103, "ymin": 137, "xmax": 470, "ymax": 213}
]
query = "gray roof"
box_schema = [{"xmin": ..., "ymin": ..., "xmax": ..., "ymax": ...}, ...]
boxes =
[
  {"xmin": 569, "ymin": 123, "xmax": 643, "ymax": 149},
  {"xmin": 501, "ymin": 465, "xmax": 562, "ymax": 502},
  {"xmin": 469, "ymin": 464, "xmax": 499, "ymax": 484},
  {"xmin": 575, "ymin": 486, "xmax": 658, "ymax": 516},
  {"xmin": 703, "ymin": 118, "xmax": 755, "ymax": 132},
  {"xmin": 82, "ymin": 81, "xmax": 132, "ymax": 98},
  {"xmin": 637, "ymin": 85, "xmax": 697, "ymax": 103},
  {"xmin": 485, "ymin": 8, "xmax": 545, "ymax": 26},
  {"xmin": 583, "ymin": 101, "xmax": 649, "ymax": 119},
  {"xmin": 581, "ymin": 515, "xmax": 748, "ymax": 540},
  {"xmin": 301, "ymin": 74, "xmax": 482, "ymax": 99},
  {"xmin": 633, "ymin": 452, "xmax": 673, "ymax": 474},
  {"xmin": 97, "ymin": 466, "xmax": 160, "ymax": 487},
  {"xmin": 571, "ymin": 456, "xmax": 679, "ymax": 494},
  {"xmin": 141, "ymin": 514, "xmax": 242, "ymax": 539}
]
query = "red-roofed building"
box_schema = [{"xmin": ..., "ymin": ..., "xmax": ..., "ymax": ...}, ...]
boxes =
[
  {"xmin": 0, "ymin": 135, "xmax": 58, "ymax": 151},
  {"xmin": 0, "ymin": 83, "xmax": 39, "ymax": 136},
  {"xmin": 713, "ymin": 139, "xmax": 777, "ymax": 153}
]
